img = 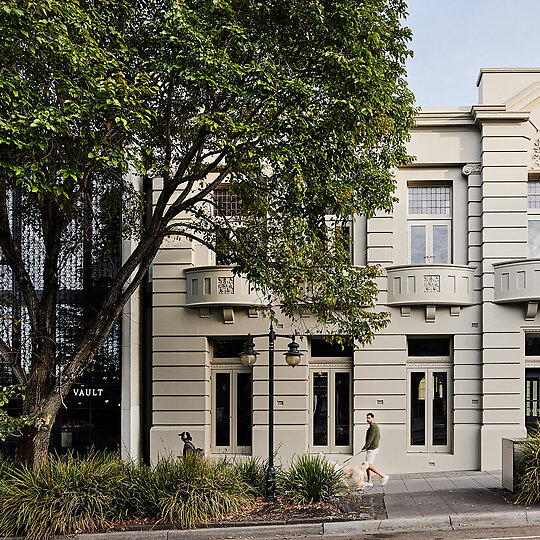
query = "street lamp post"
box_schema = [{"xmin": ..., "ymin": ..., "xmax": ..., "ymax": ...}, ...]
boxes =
[{"xmin": 240, "ymin": 323, "xmax": 301, "ymax": 502}]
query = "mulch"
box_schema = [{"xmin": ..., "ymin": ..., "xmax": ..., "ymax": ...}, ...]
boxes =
[{"xmin": 110, "ymin": 495, "xmax": 384, "ymax": 533}]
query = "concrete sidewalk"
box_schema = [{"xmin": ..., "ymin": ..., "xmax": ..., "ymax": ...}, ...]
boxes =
[{"xmin": 368, "ymin": 469, "xmax": 508, "ymax": 520}]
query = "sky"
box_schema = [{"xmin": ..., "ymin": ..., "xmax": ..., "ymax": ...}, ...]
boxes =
[{"xmin": 405, "ymin": 0, "xmax": 540, "ymax": 107}]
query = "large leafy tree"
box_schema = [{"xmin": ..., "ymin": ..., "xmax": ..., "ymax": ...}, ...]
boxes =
[{"xmin": 0, "ymin": 0, "xmax": 415, "ymax": 468}]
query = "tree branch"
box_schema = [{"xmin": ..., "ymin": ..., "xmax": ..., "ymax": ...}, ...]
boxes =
[{"xmin": 0, "ymin": 178, "xmax": 39, "ymax": 331}]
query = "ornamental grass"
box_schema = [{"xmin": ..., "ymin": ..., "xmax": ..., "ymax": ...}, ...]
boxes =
[
  {"xmin": 231, "ymin": 456, "xmax": 268, "ymax": 497},
  {"xmin": 515, "ymin": 428, "xmax": 540, "ymax": 505},
  {"xmin": 278, "ymin": 454, "xmax": 345, "ymax": 504},
  {"xmin": 0, "ymin": 451, "xmax": 254, "ymax": 539},
  {"xmin": 0, "ymin": 451, "xmax": 128, "ymax": 539}
]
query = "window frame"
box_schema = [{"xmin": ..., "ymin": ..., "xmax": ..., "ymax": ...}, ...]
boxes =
[
  {"xmin": 309, "ymin": 355, "xmax": 353, "ymax": 454},
  {"xmin": 406, "ymin": 337, "xmax": 453, "ymax": 454},
  {"xmin": 528, "ymin": 180, "xmax": 540, "ymax": 258},
  {"xmin": 406, "ymin": 365, "xmax": 453, "ymax": 454},
  {"xmin": 407, "ymin": 183, "xmax": 453, "ymax": 265},
  {"xmin": 324, "ymin": 215, "xmax": 354, "ymax": 263},
  {"xmin": 211, "ymin": 361, "xmax": 253, "ymax": 455}
]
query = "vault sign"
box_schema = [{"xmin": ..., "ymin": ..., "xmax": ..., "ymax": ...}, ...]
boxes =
[{"xmin": 71, "ymin": 386, "xmax": 105, "ymax": 398}]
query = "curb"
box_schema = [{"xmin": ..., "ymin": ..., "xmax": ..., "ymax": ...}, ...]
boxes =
[
  {"xmin": 6, "ymin": 509, "xmax": 539, "ymax": 539},
  {"xmin": 324, "ymin": 510, "xmax": 532, "ymax": 536}
]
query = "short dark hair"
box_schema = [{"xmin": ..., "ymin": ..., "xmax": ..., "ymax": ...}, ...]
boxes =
[{"xmin": 366, "ymin": 412, "xmax": 374, "ymax": 419}]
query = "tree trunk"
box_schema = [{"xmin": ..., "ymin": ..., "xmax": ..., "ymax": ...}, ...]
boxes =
[
  {"xmin": 15, "ymin": 365, "xmax": 63, "ymax": 470},
  {"xmin": 15, "ymin": 423, "xmax": 54, "ymax": 470}
]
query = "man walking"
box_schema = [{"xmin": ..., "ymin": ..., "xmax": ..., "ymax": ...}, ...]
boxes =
[{"xmin": 362, "ymin": 412, "xmax": 389, "ymax": 487}]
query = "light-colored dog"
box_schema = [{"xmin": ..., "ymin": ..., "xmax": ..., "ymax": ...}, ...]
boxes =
[{"xmin": 327, "ymin": 459, "xmax": 370, "ymax": 490}]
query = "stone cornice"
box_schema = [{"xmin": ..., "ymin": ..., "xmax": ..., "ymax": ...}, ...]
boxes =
[
  {"xmin": 471, "ymin": 104, "xmax": 530, "ymax": 124},
  {"xmin": 476, "ymin": 67, "xmax": 540, "ymax": 87},
  {"xmin": 414, "ymin": 108, "xmax": 474, "ymax": 127}
]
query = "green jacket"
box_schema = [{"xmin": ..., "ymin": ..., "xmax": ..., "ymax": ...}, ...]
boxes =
[{"xmin": 362, "ymin": 423, "xmax": 380, "ymax": 451}]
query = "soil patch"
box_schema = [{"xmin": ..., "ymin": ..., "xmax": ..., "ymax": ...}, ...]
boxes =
[{"xmin": 110, "ymin": 494, "xmax": 385, "ymax": 532}]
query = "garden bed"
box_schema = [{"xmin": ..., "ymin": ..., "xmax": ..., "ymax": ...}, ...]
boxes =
[{"xmin": 109, "ymin": 494, "xmax": 385, "ymax": 532}]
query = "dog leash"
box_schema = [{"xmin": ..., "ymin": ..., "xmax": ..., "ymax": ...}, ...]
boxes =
[{"xmin": 342, "ymin": 450, "xmax": 366, "ymax": 464}]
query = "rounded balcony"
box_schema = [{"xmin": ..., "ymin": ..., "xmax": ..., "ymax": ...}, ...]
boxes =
[
  {"xmin": 493, "ymin": 259, "xmax": 540, "ymax": 303},
  {"xmin": 386, "ymin": 264, "xmax": 475, "ymax": 306},
  {"xmin": 184, "ymin": 266, "xmax": 265, "ymax": 307}
]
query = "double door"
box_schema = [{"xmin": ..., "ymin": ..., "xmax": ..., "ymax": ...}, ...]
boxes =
[
  {"xmin": 409, "ymin": 221, "xmax": 451, "ymax": 264},
  {"xmin": 408, "ymin": 368, "xmax": 452, "ymax": 453}
]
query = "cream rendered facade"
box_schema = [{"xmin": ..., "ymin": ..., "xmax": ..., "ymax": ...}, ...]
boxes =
[{"xmin": 140, "ymin": 68, "xmax": 540, "ymax": 473}]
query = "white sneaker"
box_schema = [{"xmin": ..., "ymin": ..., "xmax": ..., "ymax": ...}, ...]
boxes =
[
  {"xmin": 381, "ymin": 475, "xmax": 390, "ymax": 486},
  {"xmin": 365, "ymin": 482, "xmax": 373, "ymax": 488}
]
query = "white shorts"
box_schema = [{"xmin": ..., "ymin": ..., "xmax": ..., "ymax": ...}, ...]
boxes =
[{"xmin": 365, "ymin": 448, "xmax": 379, "ymax": 464}]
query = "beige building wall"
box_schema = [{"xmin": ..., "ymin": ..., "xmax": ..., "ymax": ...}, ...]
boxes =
[{"xmin": 141, "ymin": 68, "xmax": 540, "ymax": 473}]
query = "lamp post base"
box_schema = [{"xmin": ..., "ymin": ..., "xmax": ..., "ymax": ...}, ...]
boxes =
[{"xmin": 265, "ymin": 466, "xmax": 276, "ymax": 502}]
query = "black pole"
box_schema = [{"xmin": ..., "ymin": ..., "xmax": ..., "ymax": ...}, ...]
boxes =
[{"xmin": 265, "ymin": 323, "xmax": 276, "ymax": 502}]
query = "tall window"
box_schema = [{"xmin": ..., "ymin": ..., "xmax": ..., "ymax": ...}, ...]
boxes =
[
  {"xmin": 407, "ymin": 337, "xmax": 452, "ymax": 453},
  {"xmin": 310, "ymin": 339, "xmax": 352, "ymax": 453},
  {"xmin": 213, "ymin": 187, "xmax": 240, "ymax": 265},
  {"xmin": 528, "ymin": 180, "xmax": 540, "ymax": 258},
  {"xmin": 212, "ymin": 339, "xmax": 252, "ymax": 454},
  {"xmin": 408, "ymin": 185, "xmax": 452, "ymax": 264}
]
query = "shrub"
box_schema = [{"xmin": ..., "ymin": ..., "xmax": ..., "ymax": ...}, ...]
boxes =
[
  {"xmin": 0, "ymin": 452, "xmax": 13, "ymax": 482},
  {"xmin": 0, "ymin": 452, "xmax": 254, "ymax": 538},
  {"xmin": 278, "ymin": 454, "xmax": 344, "ymax": 504},
  {"xmin": 516, "ymin": 429, "xmax": 540, "ymax": 505},
  {"xmin": 0, "ymin": 451, "xmax": 128, "ymax": 539},
  {"xmin": 126, "ymin": 453, "xmax": 254, "ymax": 528},
  {"xmin": 232, "ymin": 456, "xmax": 268, "ymax": 497}
]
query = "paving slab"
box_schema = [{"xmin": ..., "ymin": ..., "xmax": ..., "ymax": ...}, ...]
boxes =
[
  {"xmin": 425, "ymin": 478, "xmax": 458, "ymax": 491},
  {"xmin": 448, "ymin": 476, "xmax": 484, "ymax": 489},
  {"xmin": 385, "ymin": 493, "xmax": 423, "ymax": 519},
  {"xmin": 403, "ymin": 478, "xmax": 433, "ymax": 492},
  {"xmin": 409, "ymin": 492, "xmax": 456, "ymax": 517},
  {"xmin": 473, "ymin": 474, "xmax": 503, "ymax": 489},
  {"xmin": 382, "ymin": 478, "xmax": 408, "ymax": 494}
]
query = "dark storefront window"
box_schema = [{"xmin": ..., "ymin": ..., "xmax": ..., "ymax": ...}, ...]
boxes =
[{"xmin": 0, "ymin": 186, "xmax": 121, "ymax": 457}]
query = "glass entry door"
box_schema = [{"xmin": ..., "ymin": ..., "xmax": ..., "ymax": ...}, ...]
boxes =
[
  {"xmin": 311, "ymin": 369, "xmax": 352, "ymax": 453},
  {"xmin": 408, "ymin": 368, "xmax": 452, "ymax": 452},
  {"xmin": 213, "ymin": 370, "xmax": 252, "ymax": 454}
]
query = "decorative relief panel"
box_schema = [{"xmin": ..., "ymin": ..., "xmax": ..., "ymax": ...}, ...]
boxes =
[
  {"xmin": 424, "ymin": 275, "xmax": 440, "ymax": 293},
  {"xmin": 533, "ymin": 139, "xmax": 540, "ymax": 169},
  {"xmin": 217, "ymin": 276, "xmax": 234, "ymax": 295}
]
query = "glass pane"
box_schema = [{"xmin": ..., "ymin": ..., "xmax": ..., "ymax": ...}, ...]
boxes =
[
  {"xmin": 411, "ymin": 372, "xmax": 426, "ymax": 446},
  {"xmin": 215, "ymin": 373, "xmax": 230, "ymax": 446},
  {"xmin": 236, "ymin": 373, "xmax": 252, "ymax": 447},
  {"xmin": 432, "ymin": 372, "xmax": 448, "ymax": 446},
  {"xmin": 408, "ymin": 186, "xmax": 451, "ymax": 215},
  {"xmin": 410, "ymin": 226, "xmax": 426, "ymax": 264},
  {"xmin": 408, "ymin": 338, "xmax": 450, "ymax": 357},
  {"xmin": 311, "ymin": 339, "xmax": 353, "ymax": 357},
  {"xmin": 213, "ymin": 339, "xmax": 245, "ymax": 358},
  {"xmin": 214, "ymin": 188, "xmax": 241, "ymax": 216},
  {"xmin": 526, "ymin": 336, "xmax": 540, "ymax": 356},
  {"xmin": 529, "ymin": 220, "xmax": 540, "ymax": 258},
  {"xmin": 313, "ymin": 372, "xmax": 328, "ymax": 446},
  {"xmin": 433, "ymin": 224, "xmax": 449, "ymax": 264},
  {"xmin": 335, "ymin": 373, "xmax": 350, "ymax": 446},
  {"xmin": 528, "ymin": 181, "xmax": 540, "ymax": 209},
  {"xmin": 526, "ymin": 369, "xmax": 540, "ymax": 431}
]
